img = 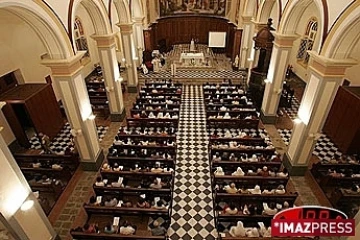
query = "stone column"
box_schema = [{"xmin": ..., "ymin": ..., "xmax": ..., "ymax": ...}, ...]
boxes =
[
  {"xmin": 133, "ymin": 17, "xmax": 145, "ymax": 66},
  {"xmin": 0, "ymin": 128, "xmax": 58, "ymax": 240},
  {"xmin": 239, "ymin": 16, "xmax": 254, "ymax": 69},
  {"xmin": 283, "ymin": 53, "xmax": 357, "ymax": 175},
  {"xmin": 92, "ymin": 34, "xmax": 126, "ymax": 122},
  {"xmin": 261, "ymin": 33, "xmax": 298, "ymax": 124},
  {"xmin": 42, "ymin": 52, "xmax": 104, "ymax": 171},
  {"xmin": 118, "ymin": 22, "xmax": 139, "ymax": 93}
]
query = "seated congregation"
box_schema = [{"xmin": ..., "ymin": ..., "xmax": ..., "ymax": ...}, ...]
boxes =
[{"xmin": 70, "ymin": 79, "xmax": 180, "ymax": 239}]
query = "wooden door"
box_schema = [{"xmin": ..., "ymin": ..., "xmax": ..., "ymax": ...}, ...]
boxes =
[{"xmin": 1, "ymin": 103, "xmax": 30, "ymax": 148}]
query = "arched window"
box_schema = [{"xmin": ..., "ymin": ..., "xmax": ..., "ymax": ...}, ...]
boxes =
[
  {"xmin": 74, "ymin": 17, "xmax": 90, "ymax": 57},
  {"xmin": 297, "ymin": 18, "xmax": 318, "ymax": 65}
]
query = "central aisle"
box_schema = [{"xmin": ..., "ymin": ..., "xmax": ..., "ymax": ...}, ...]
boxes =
[{"xmin": 168, "ymin": 85, "xmax": 218, "ymax": 240}]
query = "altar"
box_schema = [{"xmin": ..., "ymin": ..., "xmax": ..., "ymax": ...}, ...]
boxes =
[{"xmin": 180, "ymin": 52, "xmax": 205, "ymax": 66}]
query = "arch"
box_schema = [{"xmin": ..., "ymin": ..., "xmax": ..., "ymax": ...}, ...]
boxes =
[
  {"xmin": 243, "ymin": 0, "xmax": 257, "ymax": 17},
  {"xmin": 256, "ymin": 0, "xmax": 281, "ymax": 28},
  {"xmin": 69, "ymin": 0, "xmax": 112, "ymax": 49},
  {"xmin": 130, "ymin": 0, "xmax": 144, "ymax": 19},
  {"xmin": 278, "ymin": 0, "xmax": 328, "ymax": 51},
  {"xmin": 321, "ymin": 1, "xmax": 360, "ymax": 59},
  {"xmin": 113, "ymin": 0, "xmax": 132, "ymax": 24},
  {"xmin": 0, "ymin": 0, "xmax": 73, "ymax": 59}
]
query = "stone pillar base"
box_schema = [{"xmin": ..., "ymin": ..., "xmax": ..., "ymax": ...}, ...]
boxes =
[
  {"xmin": 128, "ymin": 85, "xmax": 138, "ymax": 93},
  {"xmin": 283, "ymin": 153, "xmax": 308, "ymax": 176},
  {"xmin": 110, "ymin": 108, "xmax": 126, "ymax": 122},
  {"xmin": 80, "ymin": 150, "xmax": 104, "ymax": 171},
  {"xmin": 260, "ymin": 109, "xmax": 277, "ymax": 124}
]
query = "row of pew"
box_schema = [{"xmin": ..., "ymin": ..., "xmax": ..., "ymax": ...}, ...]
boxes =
[
  {"xmin": 14, "ymin": 151, "xmax": 79, "ymax": 215},
  {"xmin": 203, "ymin": 82, "xmax": 300, "ymax": 239},
  {"xmin": 71, "ymin": 79, "xmax": 180, "ymax": 239}
]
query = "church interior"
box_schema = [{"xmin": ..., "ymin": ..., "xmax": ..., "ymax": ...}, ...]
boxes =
[{"xmin": 0, "ymin": 0, "xmax": 360, "ymax": 239}]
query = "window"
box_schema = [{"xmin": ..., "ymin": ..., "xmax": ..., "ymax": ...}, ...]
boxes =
[
  {"xmin": 74, "ymin": 17, "xmax": 90, "ymax": 57},
  {"xmin": 297, "ymin": 18, "xmax": 317, "ymax": 65}
]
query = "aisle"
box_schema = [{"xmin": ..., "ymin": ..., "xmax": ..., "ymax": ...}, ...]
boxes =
[{"xmin": 168, "ymin": 85, "xmax": 218, "ymax": 240}]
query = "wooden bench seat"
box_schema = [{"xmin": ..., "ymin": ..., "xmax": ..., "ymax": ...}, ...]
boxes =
[
  {"xmin": 100, "ymin": 170, "xmax": 173, "ymax": 178},
  {"xmin": 93, "ymin": 186, "xmax": 171, "ymax": 195},
  {"xmin": 215, "ymin": 192, "xmax": 298, "ymax": 202},
  {"xmin": 112, "ymin": 144, "xmax": 176, "ymax": 150},
  {"xmin": 212, "ymin": 160, "xmax": 281, "ymax": 167},
  {"xmin": 70, "ymin": 231, "xmax": 166, "ymax": 240},
  {"xmin": 210, "ymin": 146, "xmax": 275, "ymax": 154},
  {"xmin": 207, "ymin": 118, "xmax": 259, "ymax": 129},
  {"xmin": 84, "ymin": 205, "xmax": 169, "ymax": 217},
  {"xmin": 107, "ymin": 156, "xmax": 175, "ymax": 165}
]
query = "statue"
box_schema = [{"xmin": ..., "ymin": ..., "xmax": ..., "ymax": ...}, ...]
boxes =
[
  {"xmin": 233, "ymin": 55, "xmax": 239, "ymax": 68},
  {"xmin": 39, "ymin": 133, "xmax": 53, "ymax": 154},
  {"xmin": 190, "ymin": 38, "xmax": 195, "ymax": 52}
]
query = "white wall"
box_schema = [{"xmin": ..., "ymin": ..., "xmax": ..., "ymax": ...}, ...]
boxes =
[
  {"xmin": 0, "ymin": 10, "xmax": 55, "ymax": 145},
  {"xmin": 287, "ymin": 3, "xmax": 321, "ymax": 82}
]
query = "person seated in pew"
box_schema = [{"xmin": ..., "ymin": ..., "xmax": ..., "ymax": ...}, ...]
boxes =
[
  {"xmin": 275, "ymin": 185, "xmax": 286, "ymax": 194},
  {"xmin": 104, "ymin": 222, "xmax": 117, "ymax": 234},
  {"xmin": 32, "ymin": 159, "xmax": 41, "ymax": 168},
  {"xmin": 148, "ymin": 112, "xmax": 156, "ymax": 118},
  {"xmin": 137, "ymin": 197, "xmax": 151, "ymax": 208},
  {"xmin": 151, "ymin": 220, "xmax": 167, "ymax": 236},
  {"xmin": 277, "ymin": 168, "xmax": 289, "ymax": 177},
  {"xmin": 140, "ymin": 110, "xmax": 148, "ymax": 118},
  {"xmin": 224, "ymin": 203, "xmax": 238, "ymax": 215},
  {"xmin": 83, "ymin": 223, "xmax": 99, "ymax": 233},
  {"xmin": 151, "ymin": 162, "xmax": 163, "ymax": 173},
  {"xmin": 257, "ymin": 166, "xmax": 270, "ymax": 177},
  {"xmin": 104, "ymin": 196, "xmax": 118, "ymax": 207},
  {"xmin": 119, "ymin": 221, "xmax": 136, "ymax": 235},
  {"xmin": 263, "ymin": 202, "xmax": 278, "ymax": 216},
  {"xmin": 271, "ymin": 153, "xmax": 282, "ymax": 162},
  {"xmin": 95, "ymin": 176, "xmax": 105, "ymax": 187},
  {"xmin": 133, "ymin": 113, "xmax": 140, "ymax": 119},
  {"xmin": 150, "ymin": 178, "xmax": 164, "ymax": 189},
  {"xmin": 224, "ymin": 182, "xmax": 238, "ymax": 194},
  {"xmin": 229, "ymin": 221, "xmax": 246, "ymax": 237},
  {"xmin": 153, "ymin": 199, "xmax": 168, "ymax": 210},
  {"xmin": 89, "ymin": 196, "xmax": 100, "ymax": 206}
]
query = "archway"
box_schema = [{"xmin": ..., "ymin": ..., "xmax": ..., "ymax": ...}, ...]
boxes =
[
  {"xmin": 256, "ymin": 0, "xmax": 281, "ymax": 29},
  {"xmin": 321, "ymin": 1, "xmax": 360, "ymax": 85},
  {"xmin": 0, "ymin": 1, "xmax": 74, "ymax": 145}
]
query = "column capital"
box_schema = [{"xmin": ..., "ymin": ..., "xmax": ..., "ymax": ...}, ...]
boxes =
[
  {"xmin": 308, "ymin": 51, "xmax": 358, "ymax": 77},
  {"xmin": 42, "ymin": 51, "xmax": 85, "ymax": 76},
  {"xmin": 117, "ymin": 22, "xmax": 134, "ymax": 33},
  {"xmin": 91, "ymin": 33, "xmax": 117, "ymax": 48},
  {"xmin": 251, "ymin": 20, "xmax": 267, "ymax": 31},
  {"xmin": 133, "ymin": 17, "xmax": 145, "ymax": 24},
  {"xmin": 272, "ymin": 32, "xmax": 299, "ymax": 47},
  {"xmin": 241, "ymin": 15, "xmax": 253, "ymax": 23}
]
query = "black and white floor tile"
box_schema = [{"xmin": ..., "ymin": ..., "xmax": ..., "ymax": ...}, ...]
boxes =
[
  {"xmin": 280, "ymin": 97, "xmax": 301, "ymax": 119},
  {"xmin": 29, "ymin": 123, "xmax": 108, "ymax": 154},
  {"xmin": 139, "ymin": 70, "xmax": 246, "ymax": 79},
  {"xmin": 169, "ymin": 85, "xmax": 218, "ymax": 240},
  {"xmin": 277, "ymin": 129, "xmax": 342, "ymax": 161}
]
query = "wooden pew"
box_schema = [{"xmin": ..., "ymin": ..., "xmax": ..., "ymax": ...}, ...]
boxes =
[
  {"xmin": 70, "ymin": 231, "xmax": 167, "ymax": 240},
  {"xmin": 83, "ymin": 205, "xmax": 169, "ymax": 217}
]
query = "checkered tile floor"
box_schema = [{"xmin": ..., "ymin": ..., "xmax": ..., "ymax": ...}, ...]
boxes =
[
  {"xmin": 29, "ymin": 123, "xmax": 108, "ymax": 154},
  {"xmin": 139, "ymin": 70, "xmax": 246, "ymax": 79},
  {"xmin": 277, "ymin": 129, "xmax": 342, "ymax": 162},
  {"xmin": 168, "ymin": 85, "xmax": 218, "ymax": 240},
  {"xmin": 280, "ymin": 96, "xmax": 301, "ymax": 119}
]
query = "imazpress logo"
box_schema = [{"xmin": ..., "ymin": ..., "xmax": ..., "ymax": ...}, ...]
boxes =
[{"xmin": 272, "ymin": 206, "xmax": 355, "ymax": 237}]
